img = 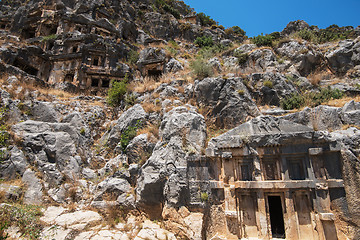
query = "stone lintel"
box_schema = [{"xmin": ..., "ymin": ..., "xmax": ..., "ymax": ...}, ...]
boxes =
[
  {"xmin": 309, "ymin": 148, "xmax": 323, "ymax": 155},
  {"xmin": 319, "ymin": 213, "xmax": 335, "ymax": 221},
  {"xmin": 204, "ymin": 179, "xmax": 343, "ymax": 189}
]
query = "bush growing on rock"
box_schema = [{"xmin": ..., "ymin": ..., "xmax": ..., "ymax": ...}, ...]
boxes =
[
  {"xmin": 281, "ymin": 87, "xmax": 344, "ymax": 110},
  {"xmin": 197, "ymin": 12, "xmax": 217, "ymax": 27},
  {"xmin": 251, "ymin": 34, "xmax": 274, "ymax": 47},
  {"xmin": 190, "ymin": 58, "xmax": 213, "ymax": 79},
  {"xmin": 194, "ymin": 36, "xmax": 214, "ymax": 48},
  {"xmin": 107, "ymin": 79, "xmax": 128, "ymax": 107}
]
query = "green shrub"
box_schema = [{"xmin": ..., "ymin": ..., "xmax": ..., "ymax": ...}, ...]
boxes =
[
  {"xmin": 232, "ymin": 26, "xmax": 246, "ymax": 37},
  {"xmin": 237, "ymin": 89, "xmax": 245, "ymax": 95},
  {"xmin": 155, "ymin": 0, "xmax": 180, "ymax": 19},
  {"xmin": 280, "ymin": 93, "xmax": 305, "ymax": 110},
  {"xmin": 200, "ymin": 192, "xmax": 208, "ymax": 202},
  {"xmin": 297, "ymin": 29, "xmax": 316, "ymax": 41},
  {"xmin": 281, "ymin": 87, "xmax": 344, "ymax": 110},
  {"xmin": 0, "ymin": 204, "xmax": 43, "ymax": 240},
  {"xmin": 107, "ymin": 78, "xmax": 128, "ymax": 107},
  {"xmin": 120, "ymin": 121, "xmax": 141, "ymax": 152},
  {"xmin": 41, "ymin": 34, "xmax": 57, "ymax": 42},
  {"xmin": 190, "ymin": 58, "xmax": 213, "ymax": 79},
  {"xmin": 127, "ymin": 49, "xmax": 139, "ymax": 66},
  {"xmin": 80, "ymin": 128, "xmax": 86, "ymax": 136},
  {"xmin": 197, "ymin": 12, "xmax": 217, "ymax": 27},
  {"xmin": 234, "ymin": 50, "xmax": 248, "ymax": 65},
  {"xmin": 251, "ymin": 34, "xmax": 273, "ymax": 47},
  {"xmin": 263, "ymin": 80, "xmax": 273, "ymax": 88},
  {"xmin": 194, "ymin": 36, "xmax": 214, "ymax": 48}
]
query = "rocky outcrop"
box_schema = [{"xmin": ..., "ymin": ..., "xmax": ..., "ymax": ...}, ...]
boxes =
[
  {"xmin": 281, "ymin": 20, "xmax": 311, "ymax": 36},
  {"xmin": 276, "ymin": 40, "xmax": 322, "ymax": 76},
  {"xmin": 194, "ymin": 77, "xmax": 260, "ymax": 128},
  {"xmin": 326, "ymin": 38, "xmax": 360, "ymax": 75},
  {"xmin": 136, "ymin": 106, "xmax": 207, "ymax": 209},
  {"xmin": 101, "ymin": 104, "xmax": 148, "ymax": 149}
]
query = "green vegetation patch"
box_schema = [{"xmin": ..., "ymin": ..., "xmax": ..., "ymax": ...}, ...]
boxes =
[
  {"xmin": 0, "ymin": 204, "xmax": 43, "ymax": 240},
  {"xmin": 281, "ymin": 87, "xmax": 344, "ymax": 110}
]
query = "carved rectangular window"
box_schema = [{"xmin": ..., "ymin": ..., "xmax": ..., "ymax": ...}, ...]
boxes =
[
  {"xmin": 240, "ymin": 164, "xmax": 252, "ymax": 181},
  {"xmin": 91, "ymin": 78, "xmax": 99, "ymax": 87},
  {"xmin": 263, "ymin": 159, "xmax": 281, "ymax": 180},
  {"xmin": 93, "ymin": 57, "xmax": 99, "ymax": 66},
  {"xmin": 288, "ymin": 158, "xmax": 305, "ymax": 180}
]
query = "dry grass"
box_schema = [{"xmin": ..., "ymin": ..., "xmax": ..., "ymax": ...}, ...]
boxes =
[
  {"xmin": 307, "ymin": 70, "xmax": 334, "ymax": 86},
  {"xmin": 325, "ymin": 96, "xmax": 360, "ymax": 107},
  {"xmin": 141, "ymin": 101, "xmax": 162, "ymax": 114},
  {"xmin": 137, "ymin": 123, "xmax": 160, "ymax": 141}
]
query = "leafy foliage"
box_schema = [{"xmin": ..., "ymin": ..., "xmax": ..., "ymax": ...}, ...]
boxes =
[
  {"xmin": 41, "ymin": 34, "xmax": 57, "ymax": 42},
  {"xmin": 107, "ymin": 76, "xmax": 129, "ymax": 107},
  {"xmin": 155, "ymin": 0, "xmax": 180, "ymax": 19},
  {"xmin": 0, "ymin": 204, "xmax": 43, "ymax": 240},
  {"xmin": 190, "ymin": 58, "xmax": 213, "ymax": 79},
  {"xmin": 225, "ymin": 26, "xmax": 246, "ymax": 38},
  {"xmin": 234, "ymin": 50, "xmax": 249, "ymax": 65},
  {"xmin": 296, "ymin": 24, "xmax": 357, "ymax": 43},
  {"xmin": 251, "ymin": 34, "xmax": 274, "ymax": 47},
  {"xmin": 200, "ymin": 192, "xmax": 208, "ymax": 202},
  {"xmin": 197, "ymin": 12, "xmax": 217, "ymax": 27},
  {"xmin": 120, "ymin": 121, "xmax": 141, "ymax": 152},
  {"xmin": 127, "ymin": 49, "xmax": 139, "ymax": 66},
  {"xmin": 281, "ymin": 87, "xmax": 344, "ymax": 110},
  {"xmin": 194, "ymin": 36, "xmax": 214, "ymax": 48}
]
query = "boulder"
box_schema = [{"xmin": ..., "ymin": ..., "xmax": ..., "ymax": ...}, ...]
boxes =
[
  {"xmin": 101, "ymin": 104, "xmax": 147, "ymax": 149},
  {"xmin": 0, "ymin": 146, "xmax": 27, "ymax": 180},
  {"xmin": 143, "ymin": 12, "xmax": 179, "ymax": 39},
  {"xmin": 247, "ymin": 48, "xmax": 278, "ymax": 71},
  {"xmin": 54, "ymin": 210, "xmax": 102, "ymax": 230},
  {"xmin": 194, "ymin": 77, "xmax": 260, "ymax": 128},
  {"xmin": 137, "ymin": 106, "xmax": 207, "ymax": 208},
  {"xmin": 165, "ymin": 58, "xmax": 183, "ymax": 73},
  {"xmin": 22, "ymin": 169, "xmax": 43, "ymax": 205},
  {"xmin": 12, "ymin": 120, "xmax": 80, "ymax": 183},
  {"xmin": 92, "ymin": 177, "xmax": 132, "ymax": 208},
  {"xmin": 31, "ymin": 101, "xmax": 59, "ymax": 123},
  {"xmin": 281, "ymin": 20, "xmax": 310, "ymax": 36},
  {"xmin": 248, "ymin": 72, "xmax": 299, "ymax": 105},
  {"xmin": 341, "ymin": 100, "xmax": 360, "ymax": 126},
  {"xmin": 276, "ymin": 40, "xmax": 322, "ymax": 76},
  {"xmin": 0, "ymin": 183, "xmax": 22, "ymax": 201},
  {"xmin": 125, "ymin": 134, "xmax": 155, "ymax": 164},
  {"xmin": 281, "ymin": 105, "xmax": 343, "ymax": 131},
  {"xmin": 326, "ymin": 39, "xmax": 360, "ymax": 74}
]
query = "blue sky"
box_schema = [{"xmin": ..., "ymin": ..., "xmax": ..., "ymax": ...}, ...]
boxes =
[{"xmin": 182, "ymin": 0, "xmax": 360, "ymax": 37}]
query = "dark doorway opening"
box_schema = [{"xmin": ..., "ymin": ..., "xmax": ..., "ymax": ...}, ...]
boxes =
[
  {"xmin": 91, "ymin": 78, "xmax": 99, "ymax": 87},
  {"xmin": 64, "ymin": 73, "xmax": 74, "ymax": 82},
  {"xmin": 268, "ymin": 196, "xmax": 286, "ymax": 238},
  {"xmin": 102, "ymin": 79, "xmax": 110, "ymax": 88},
  {"xmin": 13, "ymin": 58, "xmax": 39, "ymax": 76},
  {"xmin": 148, "ymin": 69, "xmax": 162, "ymax": 78}
]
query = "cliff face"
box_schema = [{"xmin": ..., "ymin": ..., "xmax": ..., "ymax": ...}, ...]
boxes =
[{"xmin": 0, "ymin": 0, "xmax": 360, "ymax": 239}]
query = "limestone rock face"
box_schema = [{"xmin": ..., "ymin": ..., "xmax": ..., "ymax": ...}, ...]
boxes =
[
  {"xmin": 136, "ymin": 106, "xmax": 207, "ymax": 208},
  {"xmin": 125, "ymin": 133, "xmax": 155, "ymax": 164},
  {"xmin": 101, "ymin": 104, "xmax": 148, "ymax": 149},
  {"xmin": 326, "ymin": 38, "xmax": 360, "ymax": 74},
  {"xmin": 12, "ymin": 120, "xmax": 81, "ymax": 184},
  {"xmin": 22, "ymin": 169, "xmax": 43, "ymax": 205},
  {"xmin": 165, "ymin": 58, "xmax": 184, "ymax": 73},
  {"xmin": 281, "ymin": 20, "xmax": 311, "ymax": 36},
  {"xmin": 0, "ymin": 146, "xmax": 27, "ymax": 180},
  {"xmin": 276, "ymin": 40, "xmax": 322, "ymax": 76},
  {"xmin": 195, "ymin": 77, "xmax": 260, "ymax": 128}
]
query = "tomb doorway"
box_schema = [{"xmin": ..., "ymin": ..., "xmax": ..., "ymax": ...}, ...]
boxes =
[{"xmin": 268, "ymin": 195, "xmax": 286, "ymax": 238}]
